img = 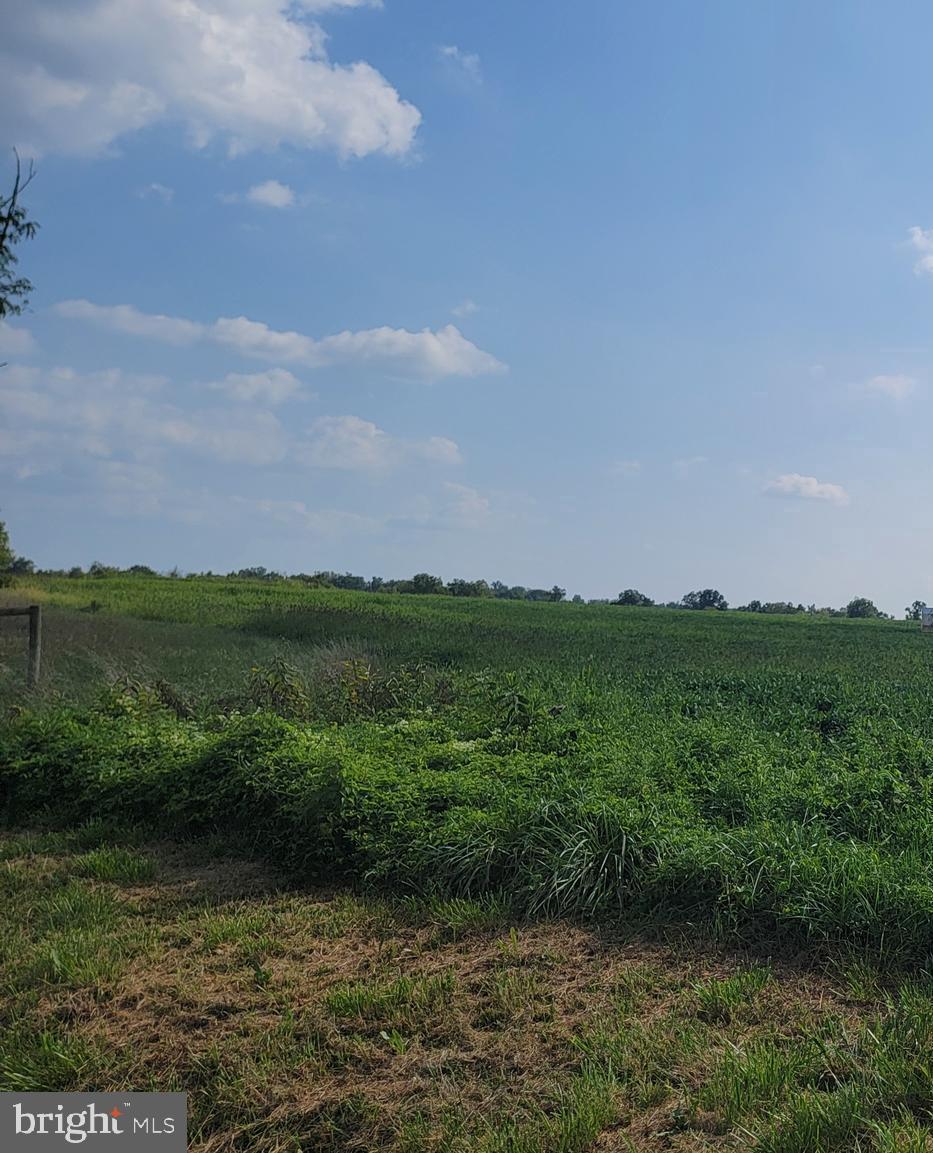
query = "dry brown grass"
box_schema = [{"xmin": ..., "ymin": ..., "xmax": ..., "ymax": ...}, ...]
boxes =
[{"xmin": 0, "ymin": 832, "xmax": 885, "ymax": 1152}]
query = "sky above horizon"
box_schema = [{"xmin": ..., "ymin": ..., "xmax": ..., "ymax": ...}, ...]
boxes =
[{"xmin": 3, "ymin": 1, "xmax": 933, "ymax": 611}]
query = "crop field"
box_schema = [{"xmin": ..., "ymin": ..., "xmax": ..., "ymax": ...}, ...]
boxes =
[{"xmin": 4, "ymin": 576, "xmax": 933, "ymax": 1150}]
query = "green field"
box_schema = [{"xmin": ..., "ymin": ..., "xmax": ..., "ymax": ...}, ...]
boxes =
[{"xmin": 4, "ymin": 577, "xmax": 933, "ymax": 1150}]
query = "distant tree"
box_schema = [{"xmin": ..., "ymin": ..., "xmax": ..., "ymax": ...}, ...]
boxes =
[
  {"xmin": 369, "ymin": 576, "xmax": 384, "ymax": 592},
  {"xmin": 613, "ymin": 589, "xmax": 655, "ymax": 607},
  {"xmin": 293, "ymin": 572, "xmax": 329, "ymax": 587},
  {"xmin": 0, "ymin": 518, "xmax": 12, "ymax": 570},
  {"xmin": 549, "ymin": 585, "xmax": 566, "ymax": 602},
  {"xmin": 682, "ymin": 588, "xmax": 728, "ymax": 611},
  {"xmin": 320, "ymin": 571, "xmax": 366, "ymax": 591},
  {"xmin": 448, "ymin": 578, "xmax": 492, "ymax": 598},
  {"xmin": 907, "ymin": 600, "xmax": 927, "ymax": 621},
  {"xmin": 1, "ymin": 152, "xmax": 39, "ymax": 322},
  {"xmin": 9, "ymin": 556, "xmax": 34, "ymax": 575},
  {"xmin": 521, "ymin": 588, "xmax": 549, "ymax": 602},
  {"xmin": 88, "ymin": 561, "xmax": 119, "ymax": 578},
  {"xmin": 410, "ymin": 572, "xmax": 445, "ymax": 595},
  {"xmin": 232, "ymin": 566, "xmax": 269, "ymax": 580},
  {"xmin": 571, "ymin": 594, "xmax": 584, "ymax": 604},
  {"xmin": 67, "ymin": 566, "xmax": 84, "ymax": 579},
  {"xmin": 491, "ymin": 582, "xmax": 529, "ymax": 600},
  {"xmin": 846, "ymin": 597, "xmax": 882, "ymax": 619},
  {"xmin": 127, "ymin": 564, "xmax": 157, "ymax": 576}
]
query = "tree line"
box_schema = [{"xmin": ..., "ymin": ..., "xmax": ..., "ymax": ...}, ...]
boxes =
[
  {"xmin": 1, "ymin": 517, "xmax": 926, "ymax": 620},
  {"xmin": 609, "ymin": 588, "xmax": 910, "ymax": 619}
]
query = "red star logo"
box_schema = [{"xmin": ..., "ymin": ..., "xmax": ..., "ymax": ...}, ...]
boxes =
[{"xmin": 110, "ymin": 1108, "xmax": 122, "ymax": 1118}]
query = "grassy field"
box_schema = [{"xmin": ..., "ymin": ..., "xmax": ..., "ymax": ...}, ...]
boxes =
[{"xmin": 4, "ymin": 576, "xmax": 933, "ymax": 1149}]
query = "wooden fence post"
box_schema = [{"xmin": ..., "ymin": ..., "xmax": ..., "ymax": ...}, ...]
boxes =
[
  {"xmin": 0, "ymin": 604, "xmax": 42, "ymax": 688},
  {"xmin": 27, "ymin": 604, "xmax": 41, "ymax": 689}
]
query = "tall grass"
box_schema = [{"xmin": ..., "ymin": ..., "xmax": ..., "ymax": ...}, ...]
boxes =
[{"xmin": 5, "ymin": 576, "xmax": 933, "ymax": 957}]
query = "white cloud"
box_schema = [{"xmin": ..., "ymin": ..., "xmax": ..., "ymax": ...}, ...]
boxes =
[
  {"xmin": 766, "ymin": 473, "xmax": 850, "ymax": 507},
  {"xmin": 159, "ymin": 409, "xmax": 286, "ymax": 465},
  {"xmin": 0, "ymin": 363, "xmax": 286, "ymax": 468},
  {"xmin": 311, "ymin": 323, "xmax": 504, "ymax": 378},
  {"xmin": 866, "ymin": 373, "xmax": 916, "ymax": 400},
  {"xmin": 439, "ymin": 45, "xmax": 482, "ymax": 84},
  {"xmin": 608, "ymin": 459, "xmax": 640, "ymax": 477},
  {"xmin": 420, "ymin": 436, "xmax": 462, "ymax": 465},
  {"xmin": 297, "ymin": 1, "xmax": 382, "ymax": 11},
  {"xmin": 1, "ymin": 0, "xmax": 420, "ymax": 159},
  {"xmin": 909, "ymin": 226, "xmax": 933, "ymax": 276},
  {"xmin": 2, "ymin": 355, "xmax": 465, "ymax": 503},
  {"xmin": 245, "ymin": 180, "xmax": 295, "ymax": 208},
  {"xmin": 674, "ymin": 455, "xmax": 708, "ymax": 475},
  {"xmin": 55, "ymin": 300, "xmax": 203, "ymax": 345},
  {"xmin": 0, "ymin": 323, "xmax": 36, "ymax": 357},
  {"xmin": 299, "ymin": 414, "xmax": 461, "ymax": 470},
  {"xmin": 56, "ymin": 300, "xmax": 507, "ymax": 380},
  {"xmin": 443, "ymin": 481, "xmax": 490, "ymax": 523},
  {"xmin": 138, "ymin": 182, "xmax": 174, "ymax": 203},
  {"xmin": 451, "ymin": 298, "xmax": 478, "ymax": 318},
  {"xmin": 209, "ymin": 368, "xmax": 303, "ymax": 404},
  {"xmin": 210, "ymin": 315, "xmax": 314, "ymax": 362},
  {"xmin": 239, "ymin": 496, "xmax": 377, "ymax": 534}
]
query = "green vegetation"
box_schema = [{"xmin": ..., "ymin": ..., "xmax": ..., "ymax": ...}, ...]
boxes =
[
  {"xmin": 5, "ymin": 575, "xmax": 933, "ymax": 1147},
  {"xmin": 2, "ymin": 575, "xmax": 933, "ymax": 957},
  {"xmin": 2, "ymin": 830, "xmax": 933, "ymax": 1151},
  {"xmin": 0, "ymin": 151, "xmax": 39, "ymax": 321}
]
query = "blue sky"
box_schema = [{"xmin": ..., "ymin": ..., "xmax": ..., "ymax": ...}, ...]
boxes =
[{"xmin": 3, "ymin": 1, "xmax": 933, "ymax": 610}]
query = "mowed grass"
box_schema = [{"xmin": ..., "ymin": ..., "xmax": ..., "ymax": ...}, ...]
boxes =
[{"xmin": 4, "ymin": 829, "xmax": 933, "ymax": 1153}]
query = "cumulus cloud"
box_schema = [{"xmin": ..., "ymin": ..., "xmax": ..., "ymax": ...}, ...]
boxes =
[
  {"xmin": 451, "ymin": 298, "xmax": 478, "ymax": 318},
  {"xmin": 237, "ymin": 496, "xmax": 377, "ymax": 535},
  {"xmin": 438, "ymin": 45, "xmax": 482, "ymax": 84},
  {"xmin": 209, "ymin": 368, "xmax": 303, "ymax": 404},
  {"xmin": 866, "ymin": 374, "xmax": 916, "ymax": 400},
  {"xmin": 766, "ymin": 473, "xmax": 850, "ymax": 506},
  {"xmin": 55, "ymin": 300, "xmax": 203, "ymax": 345},
  {"xmin": 0, "ymin": 363, "xmax": 286, "ymax": 468},
  {"xmin": 297, "ymin": 1, "xmax": 382, "ymax": 11},
  {"xmin": 1, "ymin": 0, "xmax": 420, "ymax": 159},
  {"xmin": 299, "ymin": 415, "xmax": 461, "ymax": 470},
  {"xmin": 909, "ymin": 226, "xmax": 933, "ymax": 276},
  {"xmin": 0, "ymin": 323, "xmax": 36, "ymax": 357},
  {"xmin": 443, "ymin": 481, "xmax": 490, "ymax": 522},
  {"xmin": 138, "ymin": 182, "xmax": 174, "ymax": 203},
  {"xmin": 246, "ymin": 180, "xmax": 295, "ymax": 208},
  {"xmin": 0, "ymin": 361, "xmax": 463, "ymax": 489},
  {"xmin": 56, "ymin": 299, "xmax": 507, "ymax": 380},
  {"xmin": 221, "ymin": 179, "xmax": 296, "ymax": 208}
]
